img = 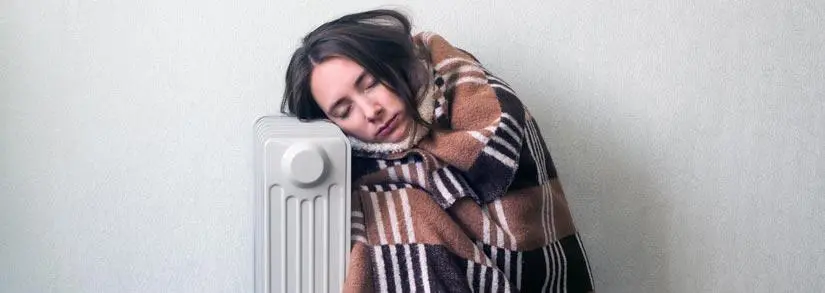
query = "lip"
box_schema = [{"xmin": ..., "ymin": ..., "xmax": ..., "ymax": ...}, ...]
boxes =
[{"xmin": 375, "ymin": 114, "xmax": 399, "ymax": 138}]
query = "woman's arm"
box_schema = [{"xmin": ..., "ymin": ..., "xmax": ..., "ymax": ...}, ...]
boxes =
[{"xmin": 416, "ymin": 33, "xmax": 556, "ymax": 203}]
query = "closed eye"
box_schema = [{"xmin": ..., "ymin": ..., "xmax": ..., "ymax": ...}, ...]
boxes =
[
  {"xmin": 332, "ymin": 104, "xmax": 351, "ymax": 119},
  {"xmin": 361, "ymin": 74, "xmax": 380, "ymax": 91},
  {"xmin": 366, "ymin": 77, "xmax": 379, "ymax": 89}
]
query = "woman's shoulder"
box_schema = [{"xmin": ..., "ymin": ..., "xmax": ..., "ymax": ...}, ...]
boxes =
[{"xmin": 413, "ymin": 32, "xmax": 485, "ymax": 75}]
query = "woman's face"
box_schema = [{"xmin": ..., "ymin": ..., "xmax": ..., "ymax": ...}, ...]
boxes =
[{"xmin": 310, "ymin": 57, "xmax": 412, "ymax": 143}]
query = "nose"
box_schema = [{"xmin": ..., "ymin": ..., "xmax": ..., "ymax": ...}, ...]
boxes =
[{"xmin": 361, "ymin": 99, "xmax": 384, "ymax": 122}]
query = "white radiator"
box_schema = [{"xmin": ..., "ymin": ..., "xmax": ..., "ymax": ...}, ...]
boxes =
[{"xmin": 254, "ymin": 116, "xmax": 351, "ymax": 293}]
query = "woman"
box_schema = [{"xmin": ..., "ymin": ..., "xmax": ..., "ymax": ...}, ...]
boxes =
[{"xmin": 281, "ymin": 9, "xmax": 594, "ymax": 293}]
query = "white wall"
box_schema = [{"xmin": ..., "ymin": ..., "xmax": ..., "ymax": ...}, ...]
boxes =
[{"xmin": 2, "ymin": 0, "xmax": 823, "ymax": 292}]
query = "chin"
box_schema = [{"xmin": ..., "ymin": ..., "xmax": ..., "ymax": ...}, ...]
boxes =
[
  {"xmin": 387, "ymin": 135, "xmax": 407, "ymax": 144},
  {"xmin": 389, "ymin": 121, "xmax": 412, "ymax": 143}
]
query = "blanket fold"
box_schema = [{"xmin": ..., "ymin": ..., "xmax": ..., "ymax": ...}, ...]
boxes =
[{"xmin": 344, "ymin": 32, "xmax": 594, "ymax": 293}]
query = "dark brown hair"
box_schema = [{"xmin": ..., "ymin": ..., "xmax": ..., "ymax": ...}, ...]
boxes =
[{"xmin": 280, "ymin": 9, "xmax": 431, "ymax": 128}]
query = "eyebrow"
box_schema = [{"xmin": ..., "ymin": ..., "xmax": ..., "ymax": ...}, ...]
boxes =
[{"xmin": 327, "ymin": 70, "xmax": 369, "ymax": 114}]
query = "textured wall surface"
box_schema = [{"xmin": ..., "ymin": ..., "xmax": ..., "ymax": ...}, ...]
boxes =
[{"xmin": 2, "ymin": 1, "xmax": 823, "ymax": 292}]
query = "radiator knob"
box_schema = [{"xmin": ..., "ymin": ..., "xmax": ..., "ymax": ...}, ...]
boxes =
[{"xmin": 282, "ymin": 143, "xmax": 328, "ymax": 187}]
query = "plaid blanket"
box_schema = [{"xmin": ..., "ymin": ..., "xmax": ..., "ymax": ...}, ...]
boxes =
[{"xmin": 344, "ymin": 32, "xmax": 594, "ymax": 293}]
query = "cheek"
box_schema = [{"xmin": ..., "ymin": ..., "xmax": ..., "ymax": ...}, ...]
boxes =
[
  {"xmin": 378, "ymin": 88, "xmax": 405, "ymax": 110},
  {"xmin": 332, "ymin": 115, "xmax": 369, "ymax": 136},
  {"xmin": 333, "ymin": 119, "xmax": 356, "ymax": 132}
]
